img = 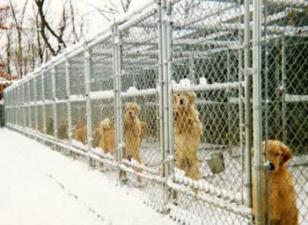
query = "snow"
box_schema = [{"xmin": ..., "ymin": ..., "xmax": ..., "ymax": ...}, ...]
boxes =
[
  {"xmin": 89, "ymin": 90, "xmax": 114, "ymax": 100},
  {"xmin": 285, "ymin": 94, "xmax": 308, "ymax": 102},
  {"xmin": 121, "ymin": 87, "xmax": 157, "ymax": 97},
  {"xmin": 172, "ymin": 78, "xmax": 244, "ymax": 92},
  {"xmin": 69, "ymin": 95, "xmax": 86, "ymax": 102},
  {"xmin": 0, "ymin": 128, "xmax": 175, "ymax": 225}
]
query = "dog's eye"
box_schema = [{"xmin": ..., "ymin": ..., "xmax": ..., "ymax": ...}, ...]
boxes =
[
  {"xmin": 275, "ymin": 153, "xmax": 280, "ymax": 157},
  {"xmin": 177, "ymin": 93, "xmax": 180, "ymax": 96}
]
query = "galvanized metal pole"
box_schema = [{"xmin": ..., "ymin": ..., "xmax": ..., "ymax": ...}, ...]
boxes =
[
  {"xmin": 21, "ymin": 81, "xmax": 26, "ymax": 127},
  {"xmin": 41, "ymin": 71, "xmax": 47, "ymax": 136},
  {"xmin": 65, "ymin": 56, "xmax": 73, "ymax": 147},
  {"xmin": 27, "ymin": 81, "xmax": 31, "ymax": 129},
  {"xmin": 157, "ymin": 0, "xmax": 166, "ymax": 178},
  {"xmin": 113, "ymin": 24, "xmax": 124, "ymax": 170},
  {"xmin": 84, "ymin": 43, "xmax": 94, "ymax": 166},
  {"xmin": 244, "ymin": 0, "xmax": 253, "ymax": 208},
  {"xmin": 161, "ymin": 0, "xmax": 173, "ymax": 178},
  {"xmin": 166, "ymin": 0, "xmax": 174, "ymax": 177},
  {"xmin": 52, "ymin": 67, "xmax": 58, "ymax": 140},
  {"xmin": 252, "ymin": 0, "xmax": 264, "ymax": 224},
  {"xmin": 281, "ymin": 36, "xmax": 287, "ymax": 143},
  {"xmin": 34, "ymin": 78, "xmax": 39, "ymax": 133}
]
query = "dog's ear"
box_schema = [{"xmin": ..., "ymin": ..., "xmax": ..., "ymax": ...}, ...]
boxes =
[
  {"xmin": 187, "ymin": 92, "xmax": 197, "ymax": 105},
  {"xmin": 173, "ymin": 93, "xmax": 178, "ymax": 103},
  {"xmin": 134, "ymin": 104, "xmax": 141, "ymax": 113},
  {"xmin": 125, "ymin": 103, "xmax": 130, "ymax": 111},
  {"xmin": 280, "ymin": 142, "xmax": 292, "ymax": 165}
]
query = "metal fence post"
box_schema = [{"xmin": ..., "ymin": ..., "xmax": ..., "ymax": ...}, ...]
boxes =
[
  {"xmin": 27, "ymin": 80, "xmax": 31, "ymax": 129},
  {"xmin": 253, "ymin": 0, "xmax": 264, "ymax": 224},
  {"xmin": 165, "ymin": 0, "xmax": 174, "ymax": 179},
  {"xmin": 17, "ymin": 86, "xmax": 20, "ymax": 126},
  {"xmin": 113, "ymin": 23, "xmax": 124, "ymax": 177},
  {"xmin": 161, "ymin": 0, "xmax": 173, "ymax": 180},
  {"xmin": 21, "ymin": 81, "xmax": 26, "ymax": 127},
  {"xmin": 281, "ymin": 36, "xmax": 287, "ymax": 143},
  {"xmin": 41, "ymin": 71, "xmax": 47, "ymax": 136},
  {"xmin": 84, "ymin": 42, "xmax": 94, "ymax": 166},
  {"xmin": 65, "ymin": 55, "xmax": 73, "ymax": 148},
  {"xmin": 244, "ymin": 0, "xmax": 253, "ymax": 208},
  {"xmin": 52, "ymin": 67, "xmax": 58, "ymax": 140},
  {"xmin": 34, "ymin": 77, "xmax": 39, "ymax": 134}
]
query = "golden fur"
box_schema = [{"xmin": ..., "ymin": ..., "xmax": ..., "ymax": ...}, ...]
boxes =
[
  {"xmin": 123, "ymin": 102, "xmax": 142, "ymax": 163},
  {"xmin": 252, "ymin": 140, "xmax": 298, "ymax": 225},
  {"xmin": 98, "ymin": 118, "xmax": 115, "ymax": 154},
  {"xmin": 57, "ymin": 120, "xmax": 68, "ymax": 140},
  {"xmin": 92, "ymin": 124, "xmax": 102, "ymax": 148},
  {"xmin": 73, "ymin": 124, "xmax": 87, "ymax": 145},
  {"xmin": 140, "ymin": 121, "xmax": 147, "ymax": 143},
  {"xmin": 46, "ymin": 117, "xmax": 54, "ymax": 135},
  {"xmin": 173, "ymin": 91, "xmax": 202, "ymax": 180}
]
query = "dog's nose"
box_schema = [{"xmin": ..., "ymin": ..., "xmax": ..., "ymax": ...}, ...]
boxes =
[
  {"xmin": 269, "ymin": 163, "xmax": 275, "ymax": 171},
  {"xmin": 180, "ymin": 99, "xmax": 184, "ymax": 105}
]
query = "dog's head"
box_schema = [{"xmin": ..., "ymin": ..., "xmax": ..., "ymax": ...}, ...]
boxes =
[
  {"xmin": 173, "ymin": 91, "xmax": 196, "ymax": 110},
  {"xmin": 262, "ymin": 140, "xmax": 293, "ymax": 173},
  {"xmin": 125, "ymin": 102, "xmax": 141, "ymax": 120},
  {"xmin": 99, "ymin": 118, "xmax": 113, "ymax": 133}
]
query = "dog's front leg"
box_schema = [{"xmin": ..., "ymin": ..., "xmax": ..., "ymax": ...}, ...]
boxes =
[{"xmin": 269, "ymin": 190, "xmax": 281, "ymax": 225}]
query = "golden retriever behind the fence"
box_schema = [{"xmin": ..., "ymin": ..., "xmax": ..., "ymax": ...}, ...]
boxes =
[
  {"xmin": 98, "ymin": 118, "xmax": 115, "ymax": 154},
  {"xmin": 173, "ymin": 91, "xmax": 202, "ymax": 180},
  {"xmin": 123, "ymin": 102, "xmax": 142, "ymax": 163},
  {"xmin": 73, "ymin": 122, "xmax": 87, "ymax": 145},
  {"xmin": 252, "ymin": 140, "xmax": 298, "ymax": 225}
]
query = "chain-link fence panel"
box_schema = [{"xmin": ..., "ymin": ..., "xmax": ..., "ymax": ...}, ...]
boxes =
[
  {"xmin": 259, "ymin": 2, "xmax": 308, "ymax": 225},
  {"xmin": 71, "ymin": 100, "xmax": 87, "ymax": 149},
  {"xmin": 118, "ymin": 3, "xmax": 168, "ymax": 211},
  {"xmin": 88, "ymin": 35, "xmax": 116, "ymax": 168},
  {"xmin": 45, "ymin": 104, "xmax": 54, "ymax": 136},
  {"xmin": 168, "ymin": 0, "xmax": 250, "ymax": 224},
  {"xmin": 55, "ymin": 63, "xmax": 67, "ymax": 100},
  {"xmin": 70, "ymin": 52, "xmax": 85, "ymax": 96}
]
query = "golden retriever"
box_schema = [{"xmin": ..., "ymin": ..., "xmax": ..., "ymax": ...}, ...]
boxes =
[
  {"xmin": 98, "ymin": 118, "xmax": 115, "ymax": 154},
  {"xmin": 57, "ymin": 120, "xmax": 68, "ymax": 140},
  {"xmin": 173, "ymin": 91, "xmax": 202, "ymax": 180},
  {"xmin": 92, "ymin": 123, "xmax": 102, "ymax": 148},
  {"xmin": 140, "ymin": 121, "xmax": 147, "ymax": 144},
  {"xmin": 46, "ymin": 117, "xmax": 54, "ymax": 135},
  {"xmin": 124, "ymin": 102, "xmax": 142, "ymax": 163},
  {"xmin": 252, "ymin": 140, "xmax": 298, "ymax": 225},
  {"xmin": 73, "ymin": 123, "xmax": 87, "ymax": 145}
]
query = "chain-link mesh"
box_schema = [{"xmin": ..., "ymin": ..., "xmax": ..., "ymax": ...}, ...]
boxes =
[
  {"xmin": 89, "ymin": 35, "xmax": 116, "ymax": 169},
  {"xmin": 259, "ymin": 2, "xmax": 308, "ymax": 225},
  {"xmin": 3, "ymin": 0, "xmax": 308, "ymax": 224},
  {"xmin": 168, "ymin": 0, "xmax": 249, "ymax": 224}
]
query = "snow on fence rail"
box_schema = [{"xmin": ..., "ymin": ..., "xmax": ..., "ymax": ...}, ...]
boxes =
[{"xmin": 3, "ymin": 0, "xmax": 308, "ymax": 225}]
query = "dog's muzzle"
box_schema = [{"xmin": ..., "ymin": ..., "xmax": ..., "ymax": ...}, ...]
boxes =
[{"xmin": 269, "ymin": 163, "xmax": 275, "ymax": 171}]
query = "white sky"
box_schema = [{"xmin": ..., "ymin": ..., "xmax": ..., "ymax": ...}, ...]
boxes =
[{"xmin": 0, "ymin": 0, "xmax": 146, "ymax": 39}]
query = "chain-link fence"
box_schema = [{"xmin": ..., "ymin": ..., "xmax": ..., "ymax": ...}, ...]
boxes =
[{"xmin": 3, "ymin": 0, "xmax": 308, "ymax": 225}]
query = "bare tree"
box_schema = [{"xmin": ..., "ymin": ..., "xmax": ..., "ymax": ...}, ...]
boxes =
[
  {"xmin": 120, "ymin": 0, "xmax": 132, "ymax": 13},
  {"xmin": 34, "ymin": 0, "xmax": 67, "ymax": 56},
  {"xmin": 8, "ymin": 0, "xmax": 29, "ymax": 78}
]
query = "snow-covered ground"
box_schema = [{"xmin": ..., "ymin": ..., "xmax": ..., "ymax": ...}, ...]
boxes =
[{"xmin": 0, "ymin": 128, "xmax": 176, "ymax": 225}]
